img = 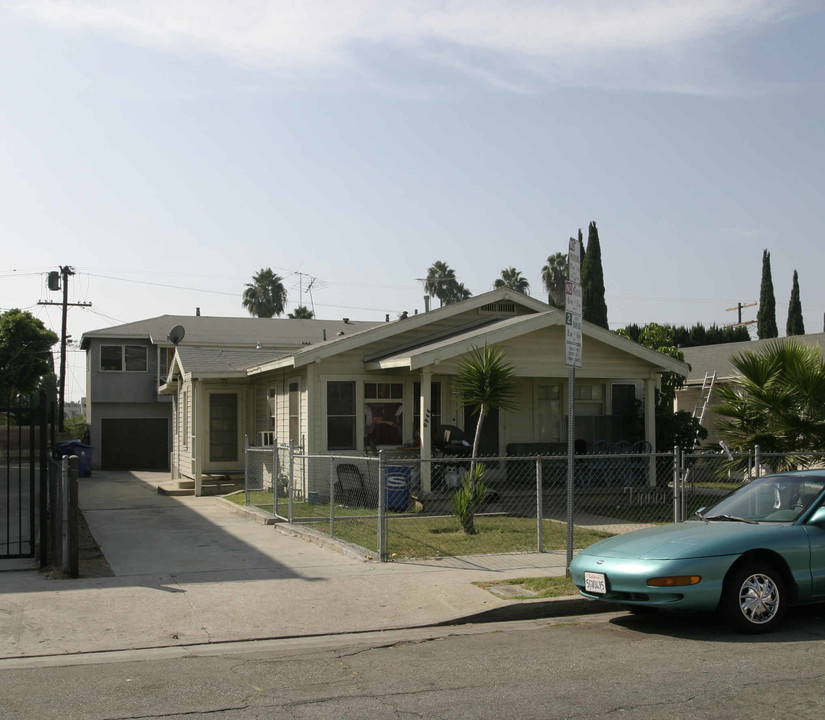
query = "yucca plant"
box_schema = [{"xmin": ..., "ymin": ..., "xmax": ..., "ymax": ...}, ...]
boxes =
[{"xmin": 453, "ymin": 465, "xmax": 486, "ymax": 535}]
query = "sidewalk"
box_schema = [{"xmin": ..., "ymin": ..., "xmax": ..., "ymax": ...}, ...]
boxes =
[{"xmin": 0, "ymin": 471, "xmax": 595, "ymax": 659}]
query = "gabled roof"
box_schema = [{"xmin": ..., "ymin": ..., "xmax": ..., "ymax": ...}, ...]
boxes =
[
  {"xmin": 169, "ymin": 346, "xmax": 287, "ymax": 381},
  {"xmin": 681, "ymin": 333, "xmax": 825, "ymax": 383},
  {"xmin": 366, "ymin": 310, "xmax": 689, "ymax": 374},
  {"xmin": 246, "ymin": 288, "xmax": 552, "ymax": 375},
  {"xmin": 80, "ymin": 314, "xmax": 380, "ymax": 350}
]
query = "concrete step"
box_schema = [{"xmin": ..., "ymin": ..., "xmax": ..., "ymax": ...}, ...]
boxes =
[{"xmin": 157, "ymin": 478, "xmax": 244, "ymax": 497}]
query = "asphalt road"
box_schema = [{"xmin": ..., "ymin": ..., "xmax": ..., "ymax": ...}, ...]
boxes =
[{"xmin": 4, "ymin": 605, "xmax": 825, "ymax": 719}]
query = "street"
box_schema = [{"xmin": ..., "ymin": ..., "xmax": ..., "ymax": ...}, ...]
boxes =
[{"xmin": 4, "ymin": 606, "xmax": 825, "ymax": 719}]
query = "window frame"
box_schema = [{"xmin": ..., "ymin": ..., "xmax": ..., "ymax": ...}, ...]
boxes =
[{"xmin": 100, "ymin": 344, "xmax": 148, "ymax": 373}]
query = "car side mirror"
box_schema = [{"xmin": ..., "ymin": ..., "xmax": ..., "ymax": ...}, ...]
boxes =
[{"xmin": 808, "ymin": 507, "xmax": 825, "ymax": 524}]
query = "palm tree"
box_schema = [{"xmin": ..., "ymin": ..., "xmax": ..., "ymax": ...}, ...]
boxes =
[
  {"xmin": 242, "ymin": 268, "xmax": 287, "ymax": 318},
  {"xmin": 424, "ymin": 261, "xmax": 457, "ymax": 308},
  {"xmin": 541, "ymin": 253, "xmax": 567, "ymax": 308},
  {"xmin": 288, "ymin": 305, "xmax": 314, "ymax": 319},
  {"xmin": 494, "ymin": 267, "xmax": 530, "ymax": 294},
  {"xmin": 715, "ymin": 339, "xmax": 825, "ymax": 467},
  {"xmin": 453, "ymin": 345, "xmax": 518, "ymax": 533}
]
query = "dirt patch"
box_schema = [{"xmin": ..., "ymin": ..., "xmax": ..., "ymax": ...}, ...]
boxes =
[{"xmin": 41, "ymin": 511, "xmax": 114, "ymax": 579}]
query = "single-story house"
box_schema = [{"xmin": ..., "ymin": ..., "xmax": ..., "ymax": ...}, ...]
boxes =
[
  {"xmin": 80, "ymin": 314, "xmax": 379, "ymax": 470},
  {"xmin": 161, "ymin": 289, "xmax": 689, "ymax": 495},
  {"xmin": 678, "ymin": 332, "xmax": 825, "ymax": 446}
]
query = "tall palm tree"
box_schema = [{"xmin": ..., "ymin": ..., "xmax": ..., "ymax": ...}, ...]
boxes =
[
  {"xmin": 453, "ymin": 345, "xmax": 518, "ymax": 533},
  {"xmin": 424, "ymin": 260, "xmax": 457, "ymax": 308},
  {"xmin": 715, "ymin": 339, "xmax": 825, "ymax": 466},
  {"xmin": 541, "ymin": 252, "xmax": 567, "ymax": 308},
  {"xmin": 288, "ymin": 305, "xmax": 314, "ymax": 319},
  {"xmin": 493, "ymin": 267, "xmax": 530, "ymax": 294},
  {"xmin": 242, "ymin": 268, "xmax": 287, "ymax": 318}
]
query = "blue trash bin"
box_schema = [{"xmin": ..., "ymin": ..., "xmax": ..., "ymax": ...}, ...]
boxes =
[
  {"xmin": 56, "ymin": 440, "xmax": 94, "ymax": 478},
  {"xmin": 386, "ymin": 466, "xmax": 411, "ymax": 512}
]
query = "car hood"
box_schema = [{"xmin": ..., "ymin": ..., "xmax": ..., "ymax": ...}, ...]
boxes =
[{"xmin": 578, "ymin": 521, "xmax": 791, "ymax": 560}]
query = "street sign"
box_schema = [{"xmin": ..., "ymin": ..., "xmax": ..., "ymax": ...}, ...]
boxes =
[
  {"xmin": 565, "ymin": 343, "xmax": 582, "ymax": 368},
  {"xmin": 565, "ymin": 282, "xmax": 582, "ymax": 315},
  {"xmin": 565, "ymin": 311, "xmax": 582, "ymax": 345}
]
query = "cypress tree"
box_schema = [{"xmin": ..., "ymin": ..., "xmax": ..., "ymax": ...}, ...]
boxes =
[
  {"xmin": 757, "ymin": 249, "xmax": 778, "ymax": 339},
  {"xmin": 786, "ymin": 269, "xmax": 805, "ymax": 336},
  {"xmin": 581, "ymin": 221, "xmax": 608, "ymax": 329}
]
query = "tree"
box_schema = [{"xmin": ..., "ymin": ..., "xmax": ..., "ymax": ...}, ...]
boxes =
[
  {"xmin": 541, "ymin": 252, "xmax": 567, "ymax": 308},
  {"xmin": 288, "ymin": 306, "xmax": 315, "ymax": 319},
  {"xmin": 581, "ymin": 221, "xmax": 608, "ymax": 329},
  {"xmin": 0, "ymin": 309, "xmax": 58, "ymax": 402},
  {"xmin": 494, "ymin": 267, "xmax": 530, "ymax": 294},
  {"xmin": 453, "ymin": 345, "xmax": 518, "ymax": 534},
  {"xmin": 423, "ymin": 261, "xmax": 472, "ymax": 307},
  {"xmin": 242, "ymin": 268, "xmax": 287, "ymax": 318},
  {"xmin": 714, "ymin": 339, "xmax": 825, "ymax": 467},
  {"xmin": 757, "ymin": 249, "xmax": 778, "ymax": 339},
  {"xmin": 786, "ymin": 270, "xmax": 805, "ymax": 336}
]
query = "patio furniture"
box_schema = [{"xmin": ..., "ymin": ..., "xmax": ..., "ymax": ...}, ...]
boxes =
[{"xmin": 335, "ymin": 463, "xmax": 367, "ymax": 507}]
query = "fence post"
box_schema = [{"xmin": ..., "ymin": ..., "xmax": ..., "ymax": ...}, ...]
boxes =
[
  {"xmin": 378, "ymin": 449, "xmax": 387, "ymax": 562},
  {"xmin": 272, "ymin": 443, "xmax": 278, "ymax": 516},
  {"xmin": 38, "ymin": 390, "xmax": 48, "ymax": 569},
  {"xmin": 244, "ymin": 435, "xmax": 250, "ymax": 507},
  {"xmin": 62, "ymin": 455, "xmax": 79, "ymax": 578},
  {"xmin": 288, "ymin": 441, "xmax": 295, "ymax": 524},
  {"xmin": 755, "ymin": 445, "xmax": 761, "ymax": 478},
  {"xmin": 673, "ymin": 446, "xmax": 681, "ymax": 523},
  {"xmin": 536, "ymin": 455, "xmax": 543, "ymax": 553},
  {"xmin": 329, "ymin": 456, "xmax": 335, "ymax": 538}
]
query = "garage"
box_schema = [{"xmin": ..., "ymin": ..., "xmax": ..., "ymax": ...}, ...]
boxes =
[{"xmin": 100, "ymin": 418, "xmax": 169, "ymax": 470}]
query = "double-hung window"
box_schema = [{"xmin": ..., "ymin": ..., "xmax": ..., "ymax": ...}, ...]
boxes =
[{"xmin": 327, "ymin": 381, "xmax": 356, "ymax": 450}]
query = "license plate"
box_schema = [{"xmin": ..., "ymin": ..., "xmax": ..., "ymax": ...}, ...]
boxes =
[{"xmin": 584, "ymin": 571, "xmax": 607, "ymax": 595}]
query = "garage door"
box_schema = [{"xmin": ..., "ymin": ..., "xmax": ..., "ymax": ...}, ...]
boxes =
[{"xmin": 101, "ymin": 419, "xmax": 169, "ymax": 470}]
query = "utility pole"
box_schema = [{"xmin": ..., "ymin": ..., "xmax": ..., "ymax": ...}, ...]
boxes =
[
  {"xmin": 39, "ymin": 266, "xmax": 91, "ymax": 431},
  {"xmin": 725, "ymin": 301, "xmax": 757, "ymax": 329}
]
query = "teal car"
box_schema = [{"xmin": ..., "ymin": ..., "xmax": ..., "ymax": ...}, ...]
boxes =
[{"xmin": 570, "ymin": 471, "xmax": 825, "ymax": 632}]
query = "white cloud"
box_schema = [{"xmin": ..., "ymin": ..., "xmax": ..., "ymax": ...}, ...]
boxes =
[{"xmin": 9, "ymin": 0, "xmax": 814, "ymax": 92}]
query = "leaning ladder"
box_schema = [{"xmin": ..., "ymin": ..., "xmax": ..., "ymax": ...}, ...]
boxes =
[{"xmin": 679, "ymin": 371, "xmax": 717, "ymax": 519}]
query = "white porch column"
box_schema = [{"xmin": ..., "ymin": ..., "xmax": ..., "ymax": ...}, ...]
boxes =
[
  {"xmin": 420, "ymin": 368, "xmax": 432, "ymax": 494},
  {"xmin": 645, "ymin": 376, "xmax": 657, "ymax": 487}
]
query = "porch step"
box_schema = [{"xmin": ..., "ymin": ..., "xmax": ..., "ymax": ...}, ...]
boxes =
[{"xmin": 157, "ymin": 476, "xmax": 245, "ymax": 497}]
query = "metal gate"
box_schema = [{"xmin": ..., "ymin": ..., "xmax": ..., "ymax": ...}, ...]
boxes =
[{"xmin": 1, "ymin": 396, "xmax": 47, "ymax": 564}]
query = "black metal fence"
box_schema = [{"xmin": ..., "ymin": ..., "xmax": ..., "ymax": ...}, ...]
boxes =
[{"xmin": 242, "ymin": 443, "xmax": 825, "ymax": 563}]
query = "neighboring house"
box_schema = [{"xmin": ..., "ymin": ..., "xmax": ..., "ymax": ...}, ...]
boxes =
[
  {"xmin": 161, "ymin": 289, "xmax": 688, "ymax": 495},
  {"xmin": 80, "ymin": 314, "xmax": 379, "ymax": 471},
  {"xmin": 677, "ymin": 332, "xmax": 825, "ymax": 446}
]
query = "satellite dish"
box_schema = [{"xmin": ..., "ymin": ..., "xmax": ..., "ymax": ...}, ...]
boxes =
[{"xmin": 168, "ymin": 325, "xmax": 186, "ymax": 345}]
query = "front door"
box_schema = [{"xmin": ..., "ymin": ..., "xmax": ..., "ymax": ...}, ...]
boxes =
[
  {"xmin": 209, "ymin": 393, "xmax": 238, "ymax": 464},
  {"xmin": 464, "ymin": 405, "xmax": 499, "ymax": 457}
]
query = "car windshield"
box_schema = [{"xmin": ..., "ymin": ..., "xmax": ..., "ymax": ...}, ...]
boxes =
[{"xmin": 701, "ymin": 475, "xmax": 825, "ymax": 523}]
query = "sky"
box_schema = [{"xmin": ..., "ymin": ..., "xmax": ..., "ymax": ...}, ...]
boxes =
[{"xmin": 1, "ymin": 0, "xmax": 824, "ymax": 403}]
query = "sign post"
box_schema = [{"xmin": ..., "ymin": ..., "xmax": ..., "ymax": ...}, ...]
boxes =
[{"xmin": 565, "ymin": 237, "xmax": 582, "ymax": 573}]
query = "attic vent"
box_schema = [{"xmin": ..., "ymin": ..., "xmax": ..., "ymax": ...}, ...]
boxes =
[{"xmin": 479, "ymin": 301, "xmax": 517, "ymax": 314}]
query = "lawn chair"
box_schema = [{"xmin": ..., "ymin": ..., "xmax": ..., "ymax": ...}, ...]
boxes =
[{"xmin": 335, "ymin": 463, "xmax": 367, "ymax": 507}]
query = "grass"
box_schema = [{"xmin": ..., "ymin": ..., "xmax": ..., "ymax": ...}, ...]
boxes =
[
  {"xmin": 228, "ymin": 491, "xmax": 613, "ymax": 560},
  {"xmin": 477, "ymin": 575, "xmax": 578, "ymax": 599}
]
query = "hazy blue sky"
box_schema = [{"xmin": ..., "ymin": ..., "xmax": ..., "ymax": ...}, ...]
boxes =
[{"xmin": 1, "ymin": 1, "xmax": 824, "ymax": 402}]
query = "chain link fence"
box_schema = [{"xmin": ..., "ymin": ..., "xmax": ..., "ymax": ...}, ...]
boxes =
[{"xmin": 238, "ymin": 444, "xmax": 825, "ymax": 563}]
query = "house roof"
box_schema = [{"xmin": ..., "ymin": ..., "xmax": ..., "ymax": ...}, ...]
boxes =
[
  {"xmin": 80, "ymin": 314, "xmax": 380, "ymax": 350},
  {"xmin": 246, "ymin": 288, "xmax": 558, "ymax": 375},
  {"xmin": 681, "ymin": 333, "xmax": 825, "ymax": 383},
  {"xmin": 161, "ymin": 347, "xmax": 290, "ymax": 391},
  {"xmin": 365, "ymin": 310, "xmax": 689, "ymax": 374}
]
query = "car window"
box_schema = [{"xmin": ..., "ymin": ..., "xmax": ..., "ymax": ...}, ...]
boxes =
[{"xmin": 704, "ymin": 476, "xmax": 825, "ymax": 523}]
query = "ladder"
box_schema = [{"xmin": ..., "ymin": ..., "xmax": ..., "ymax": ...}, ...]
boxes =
[{"xmin": 693, "ymin": 371, "xmax": 716, "ymax": 426}]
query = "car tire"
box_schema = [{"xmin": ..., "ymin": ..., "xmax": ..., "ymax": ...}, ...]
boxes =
[{"xmin": 721, "ymin": 562, "xmax": 786, "ymax": 633}]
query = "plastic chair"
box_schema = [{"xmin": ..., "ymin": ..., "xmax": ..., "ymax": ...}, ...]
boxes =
[{"xmin": 335, "ymin": 463, "xmax": 367, "ymax": 507}]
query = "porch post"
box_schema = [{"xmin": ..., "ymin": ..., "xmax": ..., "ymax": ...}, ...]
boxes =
[
  {"xmin": 420, "ymin": 368, "xmax": 432, "ymax": 494},
  {"xmin": 645, "ymin": 376, "xmax": 657, "ymax": 488}
]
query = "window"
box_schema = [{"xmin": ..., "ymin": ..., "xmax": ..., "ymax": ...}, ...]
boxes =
[
  {"xmin": 267, "ymin": 389, "xmax": 277, "ymax": 432},
  {"xmin": 413, "ymin": 382, "xmax": 441, "ymax": 440},
  {"xmin": 159, "ymin": 347, "xmax": 175, "ymax": 383},
  {"xmin": 100, "ymin": 345, "xmax": 148, "ymax": 372},
  {"xmin": 574, "ymin": 383, "xmax": 605, "ymax": 415},
  {"xmin": 537, "ymin": 384, "xmax": 562, "ymax": 442},
  {"xmin": 327, "ymin": 381, "xmax": 356, "ymax": 450},
  {"xmin": 364, "ymin": 382, "xmax": 403, "ymax": 448},
  {"xmin": 289, "ymin": 381, "xmax": 300, "ymax": 448},
  {"xmin": 209, "ymin": 393, "xmax": 238, "ymax": 462}
]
